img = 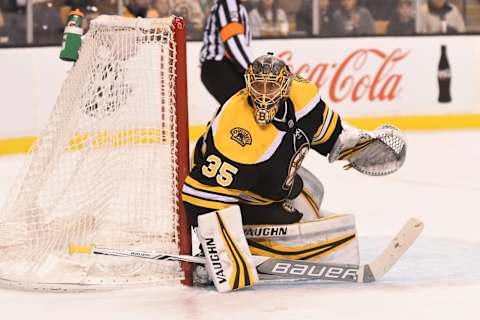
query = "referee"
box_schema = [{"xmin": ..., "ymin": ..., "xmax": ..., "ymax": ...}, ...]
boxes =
[{"xmin": 200, "ymin": 0, "xmax": 253, "ymax": 105}]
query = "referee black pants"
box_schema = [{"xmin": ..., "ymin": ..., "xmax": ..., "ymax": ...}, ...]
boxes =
[{"xmin": 201, "ymin": 58, "xmax": 246, "ymax": 105}]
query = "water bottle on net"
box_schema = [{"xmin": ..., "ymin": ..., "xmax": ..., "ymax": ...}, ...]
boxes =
[{"xmin": 60, "ymin": 9, "xmax": 84, "ymax": 62}]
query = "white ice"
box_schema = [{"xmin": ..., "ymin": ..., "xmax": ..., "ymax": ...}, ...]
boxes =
[{"xmin": 0, "ymin": 130, "xmax": 479, "ymax": 320}]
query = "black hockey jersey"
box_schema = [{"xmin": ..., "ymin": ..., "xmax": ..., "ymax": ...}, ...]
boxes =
[{"xmin": 182, "ymin": 77, "xmax": 342, "ymax": 217}]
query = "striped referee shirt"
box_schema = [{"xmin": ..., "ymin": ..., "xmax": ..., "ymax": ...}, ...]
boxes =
[{"xmin": 200, "ymin": 0, "xmax": 253, "ymax": 71}]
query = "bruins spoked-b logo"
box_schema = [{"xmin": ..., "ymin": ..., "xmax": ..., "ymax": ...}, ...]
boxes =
[
  {"xmin": 283, "ymin": 128, "xmax": 310, "ymax": 190},
  {"xmin": 230, "ymin": 127, "xmax": 252, "ymax": 147}
]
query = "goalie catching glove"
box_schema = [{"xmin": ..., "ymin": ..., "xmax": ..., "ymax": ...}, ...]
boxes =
[{"xmin": 328, "ymin": 123, "xmax": 407, "ymax": 176}]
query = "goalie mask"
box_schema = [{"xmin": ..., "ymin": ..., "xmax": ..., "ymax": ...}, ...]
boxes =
[{"xmin": 245, "ymin": 53, "xmax": 292, "ymax": 125}]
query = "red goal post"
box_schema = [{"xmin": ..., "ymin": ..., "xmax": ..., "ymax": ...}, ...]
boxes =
[{"xmin": 173, "ymin": 16, "xmax": 193, "ymax": 287}]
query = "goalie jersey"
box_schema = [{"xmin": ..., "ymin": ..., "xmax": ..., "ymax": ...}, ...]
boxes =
[{"xmin": 182, "ymin": 77, "xmax": 343, "ymax": 225}]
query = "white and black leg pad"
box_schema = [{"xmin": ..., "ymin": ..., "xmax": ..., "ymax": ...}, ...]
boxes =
[
  {"xmin": 290, "ymin": 167, "xmax": 336, "ymax": 220},
  {"xmin": 292, "ymin": 167, "xmax": 325, "ymax": 221},
  {"xmin": 197, "ymin": 205, "xmax": 259, "ymax": 293},
  {"xmin": 244, "ymin": 214, "xmax": 359, "ymax": 265}
]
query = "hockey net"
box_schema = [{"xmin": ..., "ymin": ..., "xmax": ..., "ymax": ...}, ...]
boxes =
[{"xmin": 0, "ymin": 15, "xmax": 191, "ymax": 290}]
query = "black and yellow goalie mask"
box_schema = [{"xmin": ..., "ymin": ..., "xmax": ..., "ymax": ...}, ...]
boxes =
[{"xmin": 245, "ymin": 53, "xmax": 292, "ymax": 125}]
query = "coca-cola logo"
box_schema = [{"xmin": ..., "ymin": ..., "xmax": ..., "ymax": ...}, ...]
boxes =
[{"xmin": 279, "ymin": 49, "xmax": 409, "ymax": 103}]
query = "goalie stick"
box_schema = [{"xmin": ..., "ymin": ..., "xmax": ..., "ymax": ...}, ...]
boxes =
[{"xmin": 69, "ymin": 218, "xmax": 423, "ymax": 283}]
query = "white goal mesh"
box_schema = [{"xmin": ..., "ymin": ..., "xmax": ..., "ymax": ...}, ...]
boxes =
[{"xmin": 0, "ymin": 16, "xmax": 190, "ymax": 291}]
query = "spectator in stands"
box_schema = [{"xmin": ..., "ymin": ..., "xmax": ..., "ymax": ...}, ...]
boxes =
[
  {"xmin": 241, "ymin": 0, "xmax": 256, "ymax": 12},
  {"xmin": 387, "ymin": 0, "xmax": 415, "ymax": 35},
  {"xmin": 33, "ymin": 1, "xmax": 64, "ymax": 45},
  {"xmin": 418, "ymin": 0, "xmax": 465, "ymax": 33},
  {"xmin": 94, "ymin": 0, "xmax": 117, "ymax": 15},
  {"xmin": 362, "ymin": 0, "xmax": 396, "ymax": 20},
  {"xmin": 0, "ymin": 8, "xmax": 7, "ymax": 44},
  {"xmin": 123, "ymin": 0, "xmax": 158, "ymax": 18},
  {"xmin": 331, "ymin": 0, "xmax": 374, "ymax": 35},
  {"xmin": 63, "ymin": 0, "xmax": 97, "ymax": 10},
  {"xmin": 249, "ymin": 0, "xmax": 289, "ymax": 37},
  {"xmin": 199, "ymin": 0, "xmax": 216, "ymax": 18},
  {"xmin": 61, "ymin": 0, "xmax": 100, "ymax": 33},
  {"xmin": 61, "ymin": 0, "xmax": 97, "ymax": 25},
  {"xmin": 81, "ymin": 6, "xmax": 99, "ymax": 33},
  {"xmin": 296, "ymin": 0, "xmax": 335, "ymax": 36},
  {"xmin": 172, "ymin": 0, "xmax": 204, "ymax": 39},
  {"xmin": 0, "ymin": 2, "xmax": 26, "ymax": 45},
  {"xmin": 153, "ymin": 0, "xmax": 171, "ymax": 18},
  {"xmin": 0, "ymin": 8, "xmax": 4, "ymax": 32}
]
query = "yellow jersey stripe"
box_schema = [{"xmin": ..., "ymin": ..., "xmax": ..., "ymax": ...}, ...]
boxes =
[
  {"xmin": 185, "ymin": 176, "xmax": 242, "ymax": 197},
  {"xmin": 182, "ymin": 194, "xmax": 232, "ymax": 210},
  {"xmin": 314, "ymin": 105, "xmax": 330, "ymax": 138},
  {"xmin": 312, "ymin": 112, "xmax": 339, "ymax": 145},
  {"xmin": 183, "ymin": 184, "xmax": 239, "ymax": 204},
  {"xmin": 185, "ymin": 176, "xmax": 276, "ymax": 205}
]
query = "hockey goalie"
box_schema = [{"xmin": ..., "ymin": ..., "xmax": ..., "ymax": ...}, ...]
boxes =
[{"xmin": 181, "ymin": 53, "xmax": 409, "ymax": 292}]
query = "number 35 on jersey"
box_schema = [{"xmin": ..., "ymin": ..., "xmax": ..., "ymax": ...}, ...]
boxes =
[{"xmin": 201, "ymin": 155, "xmax": 238, "ymax": 187}]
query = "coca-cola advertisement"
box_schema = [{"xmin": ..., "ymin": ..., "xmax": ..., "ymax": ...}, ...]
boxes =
[
  {"xmin": 185, "ymin": 36, "xmax": 476, "ymax": 125},
  {"xmin": 278, "ymin": 48, "xmax": 408, "ymax": 104}
]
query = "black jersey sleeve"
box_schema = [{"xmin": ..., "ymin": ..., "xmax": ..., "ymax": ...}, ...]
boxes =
[{"xmin": 309, "ymin": 99, "xmax": 343, "ymax": 156}]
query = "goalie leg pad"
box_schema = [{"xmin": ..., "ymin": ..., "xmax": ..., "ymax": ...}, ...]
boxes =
[
  {"xmin": 290, "ymin": 166, "xmax": 336, "ymax": 220},
  {"xmin": 292, "ymin": 167, "xmax": 324, "ymax": 221},
  {"xmin": 197, "ymin": 205, "xmax": 259, "ymax": 292},
  {"xmin": 244, "ymin": 214, "xmax": 360, "ymax": 265}
]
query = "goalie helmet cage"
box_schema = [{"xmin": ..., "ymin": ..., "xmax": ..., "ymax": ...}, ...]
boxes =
[{"xmin": 0, "ymin": 15, "xmax": 192, "ymax": 291}]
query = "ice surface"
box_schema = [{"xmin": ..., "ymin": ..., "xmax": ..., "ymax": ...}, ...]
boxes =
[{"xmin": 0, "ymin": 130, "xmax": 479, "ymax": 320}]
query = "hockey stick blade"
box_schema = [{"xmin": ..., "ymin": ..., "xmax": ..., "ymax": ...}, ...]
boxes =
[
  {"xmin": 255, "ymin": 257, "xmax": 360, "ymax": 282},
  {"xmin": 360, "ymin": 217, "xmax": 424, "ymax": 283}
]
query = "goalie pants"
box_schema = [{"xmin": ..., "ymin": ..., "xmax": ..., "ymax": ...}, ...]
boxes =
[
  {"xmin": 184, "ymin": 175, "xmax": 304, "ymax": 227},
  {"xmin": 201, "ymin": 58, "xmax": 246, "ymax": 105},
  {"xmin": 184, "ymin": 202, "xmax": 303, "ymax": 227}
]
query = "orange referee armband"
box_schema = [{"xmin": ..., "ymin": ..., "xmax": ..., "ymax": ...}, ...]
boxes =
[{"xmin": 220, "ymin": 22, "xmax": 245, "ymax": 42}]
